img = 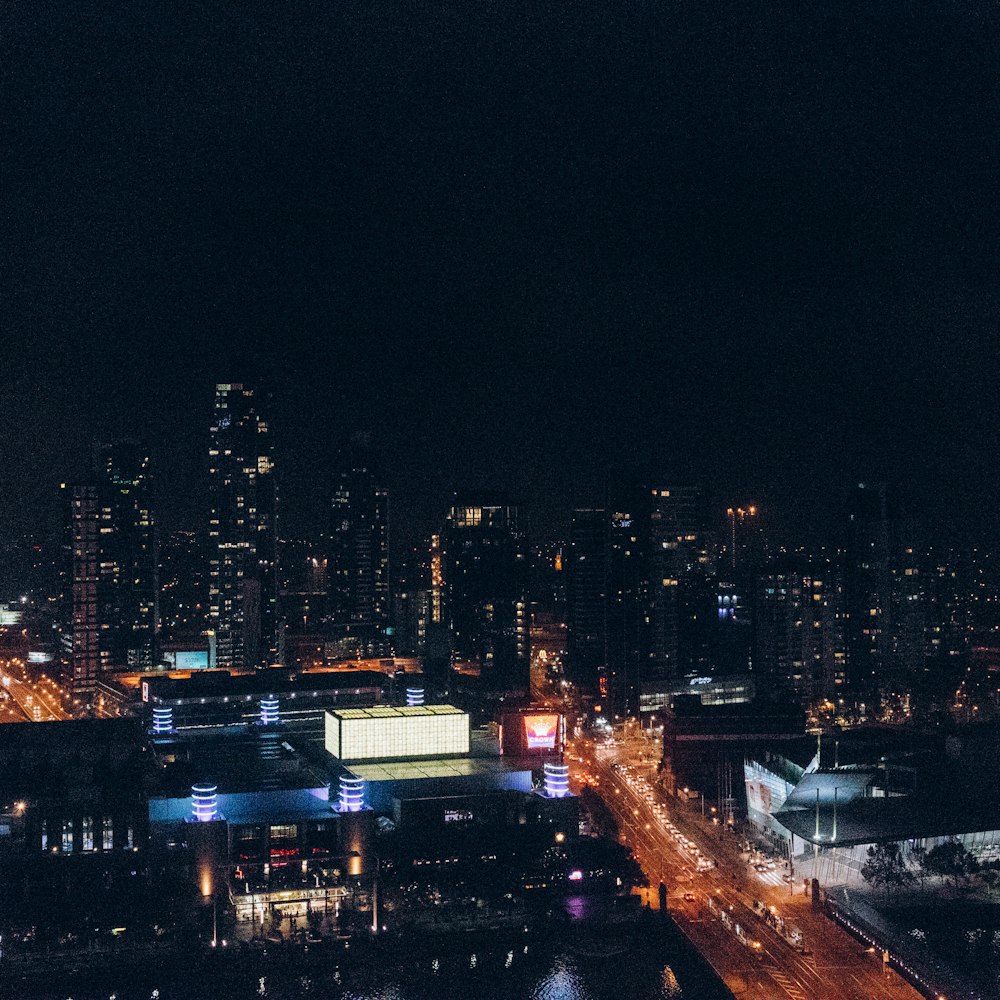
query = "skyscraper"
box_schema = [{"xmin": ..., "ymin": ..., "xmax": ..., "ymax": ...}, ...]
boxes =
[
  {"xmin": 62, "ymin": 484, "xmax": 99, "ymax": 701},
  {"xmin": 753, "ymin": 560, "xmax": 846, "ymax": 707},
  {"xmin": 326, "ymin": 433, "xmax": 390, "ymax": 656},
  {"xmin": 566, "ymin": 509, "xmax": 608, "ymax": 694},
  {"xmin": 440, "ymin": 498, "xmax": 529, "ymax": 695},
  {"xmin": 845, "ymin": 482, "xmax": 924, "ymax": 697},
  {"xmin": 601, "ymin": 478, "xmax": 711, "ymax": 718},
  {"xmin": 207, "ymin": 383, "xmax": 280, "ymax": 671},
  {"xmin": 93, "ymin": 440, "xmax": 158, "ymax": 669},
  {"xmin": 60, "ymin": 441, "xmax": 158, "ymax": 701}
]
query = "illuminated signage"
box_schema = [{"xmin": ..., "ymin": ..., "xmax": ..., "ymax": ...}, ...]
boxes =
[
  {"xmin": 523, "ymin": 713, "xmax": 559, "ymax": 750},
  {"xmin": 325, "ymin": 705, "xmax": 470, "ymax": 761}
]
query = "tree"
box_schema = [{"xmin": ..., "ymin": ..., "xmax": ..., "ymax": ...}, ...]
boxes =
[
  {"xmin": 861, "ymin": 842, "xmax": 914, "ymax": 898},
  {"xmin": 979, "ymin": 867, "xmax": 1000, "ymax": 899},
  {"xmin": 919, "ymin": 839, "xmax": 979, "ymax": 891}
]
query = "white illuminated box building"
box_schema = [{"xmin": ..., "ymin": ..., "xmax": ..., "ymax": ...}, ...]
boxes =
[{"xmin": 325, "ymin": 705, "xmax": 470, "ymax": 762}]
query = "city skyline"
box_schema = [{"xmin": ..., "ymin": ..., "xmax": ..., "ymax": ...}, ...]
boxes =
[
  {"xmin": 4, "ymin": 3, "xmax": 1000, "ymax": 996},
  {"xmin": 5, "ymin": 3, "xmax": 1000, "ymax": 551}
]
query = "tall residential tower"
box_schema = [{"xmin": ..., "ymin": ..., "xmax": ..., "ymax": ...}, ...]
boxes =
[{"xmin": 207, "ymin": 383, "xmax": 280, "ymax": 670}]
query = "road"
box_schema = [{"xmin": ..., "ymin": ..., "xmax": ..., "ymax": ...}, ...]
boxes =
[
  {"xmin": 568, "ymin": 735, "xmax": 922, "ymax": 1000},
  {"xmin": 0, "ymin": 660, "xmax": 74, "ymax": 722}
]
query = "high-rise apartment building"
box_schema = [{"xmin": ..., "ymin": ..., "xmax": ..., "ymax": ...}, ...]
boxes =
[
  {"xmin": 207, "ymin": 383, "xmax": 280, "ymax": 671},
  {"xmin": 845, "ymin": 483, "xmax": 924, "ymax": 696},
  {"xmin": 60, "ymin": 441, "xmax": 158, "ymax": 700},
  {"xmin": 753, "ymin": 561, "xmax": 846, "ymax": 707},
  {"xmin": 62, "ymin": 484, "xmax": 99, "ymax": 701},
  {"xmin": 601, "ymin": 479, "xmax": 711, "ymax": 717},
  {"xmin": 93, "ymin": 441, "xmax": 158, "ymax": 668},
  {"xmin": 159, "ymin": 530, "xmax": 208, "ymax": 636},
  {"xmin": 326, "ymin": 434, "xmax": 390, "ymax": 656},
  {"xmin": 440, "ymin": 498, "xmax": 529, "ymax": 694},
  {"xmin": 566, "ymin": 509, "xmax": 608, "ymax": 693}
]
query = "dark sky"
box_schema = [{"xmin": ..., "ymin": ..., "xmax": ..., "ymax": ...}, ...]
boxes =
[{"xmin": 4, "ymin": 1, "xmax": 1000, "ymax": 549}]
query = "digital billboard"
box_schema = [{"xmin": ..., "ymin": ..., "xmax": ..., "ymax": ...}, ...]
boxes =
[
  {"xmin": 523, "ymin": 713, "xmax": 559, "ymax": 750},
  {"xmin": 501, "ymin": 709, "xmax": 564, "ymax": 756}
]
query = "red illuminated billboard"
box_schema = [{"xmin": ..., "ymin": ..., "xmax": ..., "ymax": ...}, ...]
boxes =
[{"xmin": 523, "ymin": 713, "xmax": 560, "ymax": 750}]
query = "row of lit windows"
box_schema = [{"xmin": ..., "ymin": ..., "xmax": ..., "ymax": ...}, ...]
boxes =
[{"xmin": 40, "ymin": 816, "xmax": 129, "ymax": 853}]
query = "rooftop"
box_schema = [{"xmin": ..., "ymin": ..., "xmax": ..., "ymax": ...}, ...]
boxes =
[
  {"xmin": 329, "ymin": 704, "xmax": 465, "ymax": 721},
  {"xmin": 345, "ymin": 756, "xmax": 517, "ymax": 783}
]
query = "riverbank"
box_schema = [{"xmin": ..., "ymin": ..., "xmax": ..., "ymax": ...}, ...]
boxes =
[{"xmin": 0, "ymin": 909, "xmax": 732, "ymax": 1000}]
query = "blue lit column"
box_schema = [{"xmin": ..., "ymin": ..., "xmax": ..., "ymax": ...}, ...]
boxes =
[
  {"xmin": 337, "ymin": 775, "xmax": 365, "ymax": 812},
  {"xmin": 544, "ymin": 762, "xmax": 570, "ymax": 798},
  {"xmin": 259, "ymin": 697, "xmax": 280, "ymax": 725},
  {"xmin": 151, "ymin": 706, "xmax": 173, "ymax": 734},
  {"xmin": 191, "ymin": 783, "xmax": 219, "ymax": 822},
  {"xmin": 336, "ymin": 773, "xmax": 374, "ymax": 878},
  {"xmin": 405, "ymin": 687, "xmax": 425, "ymax": 707}
]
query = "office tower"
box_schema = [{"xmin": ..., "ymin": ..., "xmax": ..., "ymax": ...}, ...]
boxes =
[
  {"xmin": 62, "ymin": 484, "xmax": 99, "ymax": 700},
  {"xmin": 93, "ymin": 441, "xmax": 158, "ymax": 668},
  {"xmin": 326, "ymin": 433, "xmax": 390, "ymax": 656},
  {"xmin": 566, "ymin": 509, "xmax": 608, "ymax": 694},
  {"xmin": 207, "ymin": 383, "xmax": 280, "ymax": 671},
  {"xmin": 440, "ymin": 498, "xmax": 529, "ymax": 694}
]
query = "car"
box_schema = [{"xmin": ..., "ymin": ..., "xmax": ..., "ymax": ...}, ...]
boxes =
[{"xmin": 683, "ymin": 892, "xmax": 696, "ymax": 902}]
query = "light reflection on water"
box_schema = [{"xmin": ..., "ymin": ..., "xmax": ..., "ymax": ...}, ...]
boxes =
[
  {"xmin": 14, "ymin": 922, "xmax": 725, "ymax": 1000},
  {"xmin": 530, "ymin": 955, "xmax": 594, "ymax": 1000}
]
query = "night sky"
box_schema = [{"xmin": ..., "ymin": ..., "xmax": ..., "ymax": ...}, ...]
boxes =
[{"xmin": 4, "ymin": 2, "xmax": 999, "ymax": 549}]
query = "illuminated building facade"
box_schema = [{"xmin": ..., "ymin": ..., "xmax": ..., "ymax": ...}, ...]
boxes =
[
  {"xmin": 325, "ymin": 704, "xmax": 470, "ymax": 761},
  {"xmin": 207, "ymin": 383, "xmax": 280, "ymax": 671},
  {"xmin": 440, "ymin": 498, "xmax": 530, "ymax": 694}
]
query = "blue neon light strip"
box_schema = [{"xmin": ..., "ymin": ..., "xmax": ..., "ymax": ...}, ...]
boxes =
[
  {"xmin": 544, "ymin": 762, "xmax": 570, "ymax": 799},
  {"xmin": 191, "ymin": 783, "xmax": 218, "ymax": 821},
  {"xmin": 338, "ymin": 776, "xmax": 365, "ymax": 812},
  {"xmin": 152, "ymin": 707, "xmax": 173, "ymax": 734}
]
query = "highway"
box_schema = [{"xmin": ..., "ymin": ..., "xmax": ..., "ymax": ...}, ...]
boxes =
[
  {"xmin": 0, "ymin": 659, "xmax": 74, "ymax": 722},
  {"xmin": 568, "ymin": 735, "xmax": 922, "ymax": 1000}
]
